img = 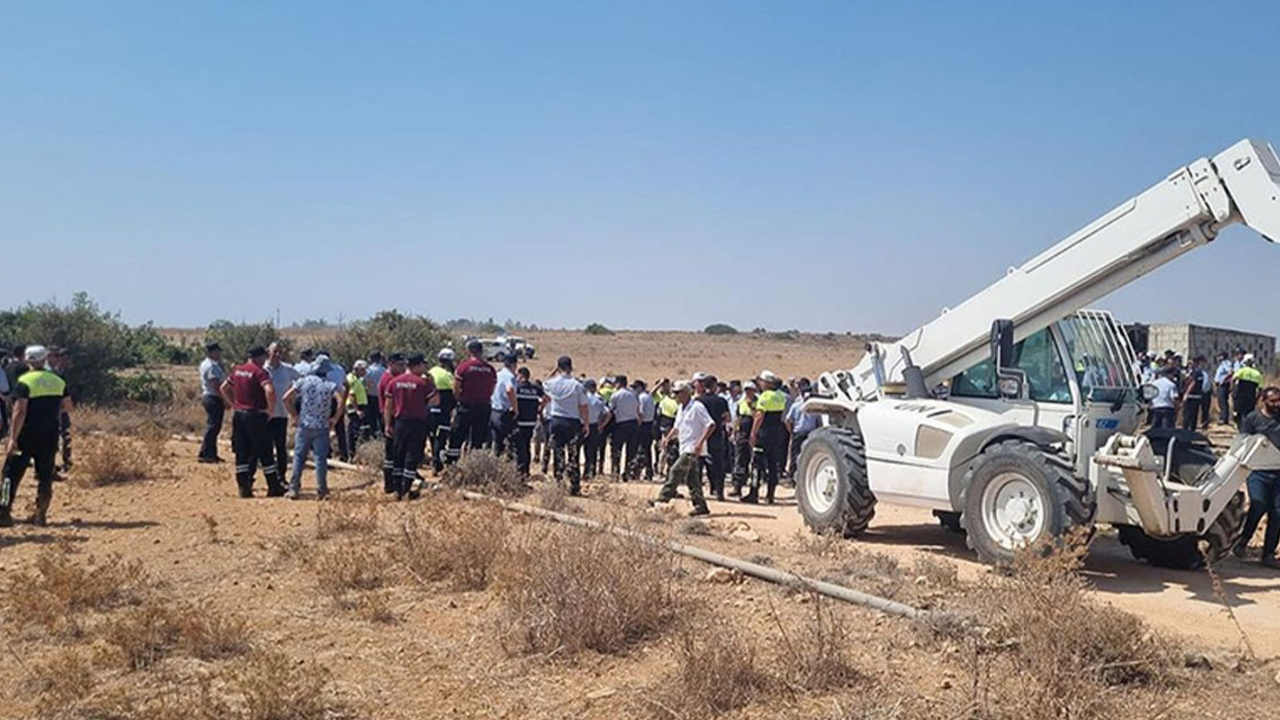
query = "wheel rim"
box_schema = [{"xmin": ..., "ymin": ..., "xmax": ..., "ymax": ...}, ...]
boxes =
[
  {"xmin": 980, "ymin": 472, "xmax": 1046, "ymax": 550},
  {"xmin": 804, "ymin": 450, "xmax": 840, "ymax": 516}
]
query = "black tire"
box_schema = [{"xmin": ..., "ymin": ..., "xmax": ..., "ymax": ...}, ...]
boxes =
[
  {"xmin": 1116, "ymin": 435, "xmax": 1247, "ymax": 569},
  {"xmin": 933, "ymin": 510, "xmax": 964, "ymax": 533},
  {"xmin": 795, "ymin": 426, "xmax": 875, "ymax": 538},
  {"xmin": 959, "ymin": 439, "xmax": 1094, "ymax": 565}
]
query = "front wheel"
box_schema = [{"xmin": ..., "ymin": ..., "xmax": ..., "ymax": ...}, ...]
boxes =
[
  {"xmin": 795, "ymin": 427, "xmax": 875, "ymax": 538},
  {"xmin": 960, "ymin": 440, "xmax": 1094, "ymax": 565}
]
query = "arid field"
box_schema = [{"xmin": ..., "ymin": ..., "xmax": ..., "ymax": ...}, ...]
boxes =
[{"xmin": 2, "ymin": 331, "xmax": 1279, "ymax": 720}]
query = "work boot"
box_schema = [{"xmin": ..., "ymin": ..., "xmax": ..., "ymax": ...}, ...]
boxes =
[
  {"xmin": 688, "ymin": 506, "xmax": 711, "ymax": 518},
  {"xmin": 237, "ymin": 481, "xmax": 253, "ymax": 499},
  {"xmin": 729, "ymin": 485, "xmax": 742, "ymax": 498},
  {"xmin": 741, "ymin": 488, "xmax": 759, "ymax": 504},
  {"xmin": 0, "ymin": 506, "xmax": 13, "ymax": 528},
  {"xmin": 1263, "ymin": 556, "xmax": 1280, "ymax": 570},
  {"xmin": 715, "ymin": 491, "xmax": 725, "ymax": 502},
  {"xmin": 765, "ymin": 487, "xmax": 776, "ymax": 505},
  {"xmin": 32, "ymin": 491, "xmax": 51, "ymax": 527},
  {"xmin": 1233, "ymin": 542, "xmax": 1250, "ymax": 559}
]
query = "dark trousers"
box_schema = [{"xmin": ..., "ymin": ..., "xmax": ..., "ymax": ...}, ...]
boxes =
[
  {"xmin": 491, "ymin": 410, "xmax": 516, "ymax": 459},
  {"xmin": 636, "ymin": 421, "xmax": 655, "ymax": 480},
  {"xmin": 447, "ymin": 402, "xmax": 490, "ymax": 463},
  {"xmin": 432, "ymin": 396, "xmax": 455, "ymax": 471},
  {"xmin": 1218, "ymin": 384, "xmax": 1232, "ymax": 424},
  {"xmin": 1236, "ymin": 390, "xmax": 1257, "ymax": 429},
  {"xmin": 704, "ymin": 433, "xmax": 727, "ymax": 497},
  {"xmin": 383, "ymin": 434, "xmax": 396, "ymax": 493},
  {"xmin": 1180, "ymin": 399, "xmax": 1201, "ymax": 431},
  {"xmin": 752, "ymin": 426, "xmax": 785, "ymax": 499},
  {"xmin": 363, "ymin": 401, "xmax": 381, "ymax": 436},
  {"xmin": 391, "ymin": 417, "xmax": 429, "ymax": 497},
  {"xmin": 513, "ymin": 423, "xmax": 535, "ymax": 475},
  {"xmin": 268, "ymin": 416, "xmax": 289, "ymax": 480},
  {"xmin": 599, "ymin": 424, "xmax": 612, "ymax": 475},
  {"xmin": 345, "ymin": 409, "xmax": 366, "ymax": 456},
  {"xmin": 334, "ymin": 413, "xmax": 350, "ymax": 462},
  {"xmin": 549, "ymin": 417, "xmax": 583, "ymax": 491},
  {"xmin": 1240, "ymin": 471, "xmax": 1280, "ymax": 558},
  {"xmin": 583, "ymin": 425, "xmax": 601, "ymax": 479},
  {"xmin": 789, "ymin": 431, "xmax": 811, "ymax": 481},
  {"xmin": 611, "ymin": 420, "xmax": 639, "ymax": 479},
  {"xmin": 2, "ymin": 433, "xmax": 57, "ymax": 514},
  {"xmin": 231, "ymin": 410, "xmax": 281, "ymax": 495},
  {"xmin": 1151, "ymin": 407, "xmax": 1176, "ymax": 429},
  {"xmin": 1199, "ymin": 388, "xmax": 1211, "ymax": 427},
  {"xmin": 733, "ymin": 431, "xmax": 752, "ymax": 490},
  {"xmin": 200, "ymin": 395, "xmax": 225, "ymax": 460}
]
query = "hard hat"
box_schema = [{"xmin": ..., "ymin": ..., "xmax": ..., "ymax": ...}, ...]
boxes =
[
  {"xmin": 438, "ymin": 348, "xmax": 455, "ymax": 361},
  {"xmin": 759, "ymin": 370, "xmax": 780, "ymax": 384},
  {"xmin": 353, "ymin": 360, "xmax": 368, "ymax": 370},
  {"xmin": 24, "ymin": 345, "xmax": 48, "ymax": 364},
  {"xmin": 1244, "ymin": 353, "xmax": 1256, "ymax": 364},
  {"xmin": 744, "ymin": 381, "xmax": 758, "ymax": 391}
]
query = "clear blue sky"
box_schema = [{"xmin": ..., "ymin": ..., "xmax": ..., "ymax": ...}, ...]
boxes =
[{"xmin": 2, "ymin": 1, "xmax": 1278, "ymax": 336}]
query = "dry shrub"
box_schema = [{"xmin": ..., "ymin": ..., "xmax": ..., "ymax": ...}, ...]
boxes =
[
  {"xmin": 496, "ymin": 523, "xmax": 678, "ymax": 656},
  {"xmin": 678, "ymin": 519, "xmax": 712, "ymax": 536},
  {"xmin": 100, "ymin": 601, "xmax": 251, "ymax": 670},
  {"xmin": 441, "ymin": 449, "xmax": 528, "ymax": 496},
  {"xmin": 74, "ymin": 435, "xmax": 155, "ymax": 486},
  {"xmin": 774, "ymin": 596, "xmax": 860, "ymax": 692},
  {"xmin": 952, "ymin": 531, "xmax": 1176, "ymax": 720},
  {"xmin": 233, "ymin": 650, "xmax": 346, "ymax": 720},
  {"xmin": 394, "ymin": 500, "xmax": 508, "ymax": 591},
  {"xmin": 345, "ymin": 590, "xmax": 398, "ymax": 624},
  {"xmin": 313, "ymin": 540, "xmax": 393, "ymax": 595},
  {"xmin": 819, "ymin": 546, "xmax": 906, "ymax": 601},
  {"xmin": 5, "ymin": 549, "xmax": 148, "ymax": 635},
  {"xmin": 315, "ymin": 497, "xmax": 379, "ymax": 539},
  {"xmin": 27, "ymin": 649, "xmax": 96, "ymax": 717},
  {"xmin": 352, "ymin": 440, "xmax": 387, "ymax": 484},
  {"xmin": 142, "ymin": 677, "xmax": 232, "ymax": 720},
  {"xmin": 912, "ymin": 556, "xmax": 959, "ymax": 588},
  {"xmin": 648, "ymin": 619, "xmax": 772, "ymax": 719},
  {"xmin": 535, "ymin": 481, "xmax": 571, "ymax": 512}
]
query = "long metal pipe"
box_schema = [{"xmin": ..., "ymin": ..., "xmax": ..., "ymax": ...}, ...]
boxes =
[{"xmin": 459, "ymin": 490, "xmax": 927, "ymax": 620}]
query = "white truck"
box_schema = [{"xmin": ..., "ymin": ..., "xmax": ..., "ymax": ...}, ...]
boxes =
[{"xmin": 796, "ymin": 138, "xmax": 1280, "ymax": 568}]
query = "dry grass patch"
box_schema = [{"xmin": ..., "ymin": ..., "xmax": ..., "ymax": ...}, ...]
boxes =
[
  {"xmin": 27, "ymin": 648, "xmax": 97, "ymax": 718},
  {"xmin": 233, "ymin": 650, "xmax": 349, "ymax": 720},
  {"xmin": 74, "ymin": 434, "xmax": 157, "ymax": 486},
  {"xmin": 648, "ymin": 619, "xmax": 772, "ymax": 719},
  {"xmin": 441, "ymin": 449, "xmax": 528, "ymax": 497},
  {"xmin": 496, "ymin": 523, "xmax": 679, "ymax": 656},
  {"xmin": 394, "ymin": 499, "xmax": 508, "ymax": 591},
  {"xmin": 774, "ymin": 596, "xmax": 861, "ymax": 692},
  {"xmin": 99, "ymin": 600, "xmax": 252, "ymax": 670},
  {"xmin": 315, "ymin": 496, "xmax": 380, "ymax": 539},
  {"xmin": 535, "ymin": 481, "xmax": 571, "ymax": 512},
  {"xmin": 313, "ymin": 540, "xmax": 393, "ymax": 595},
  {"xmin": 5, "ymin": 549, "xmax": 149, "ymax": 636}
]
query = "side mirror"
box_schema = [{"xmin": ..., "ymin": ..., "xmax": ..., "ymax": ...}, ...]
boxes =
[{"xmin": 990, "ymin": 319, "xmax": 1015, "ymax": 370}]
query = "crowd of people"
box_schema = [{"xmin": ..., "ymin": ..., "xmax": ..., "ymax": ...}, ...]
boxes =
[
  {"xmin": 1136, "ymin": 347, "xmax": 1266, "ymax": 431},
  {"xmin": 198, "ymin": 339, "xmax": 823, "ymax": 514}
]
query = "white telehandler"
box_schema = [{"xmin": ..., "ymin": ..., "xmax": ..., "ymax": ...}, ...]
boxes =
[{"xmin": 796, "ymin": 138, "xmax": 1280, "ymax": 568}]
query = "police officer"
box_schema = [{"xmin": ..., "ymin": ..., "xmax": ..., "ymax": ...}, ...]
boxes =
[
  {"xmin": 597, "ymin": 377, "xmax": 617, "ymax": 476},
  {"xmin": 544, "ymin": 356, "xmax": 590, "ymax": 494},
  {"xmin": 607, "ymin": 374, "xmax": 641, "ymax": 480},
  {"xmin": 1, "ymin": 346, "xmax": 72, "ymax": 527},
  {"xmin": 695, "ymin": 373, "xmax": 731, "ymax": 501},
  {"xmin": 221, "ymin": 346, "xmax": 284, "ymax": 498},
  {"xmin": 654, "ymin": 379, "xmax": 680, "ymax": 477},
  {"xmin": 428, "ymin": 348, "xmax": 456, "ymax": 473},
  {"xmin": 513, "ymin": 366, "xmax": 545, "ymax": 475},
  {"xmin": 582, "ymin": 379, "xmax": 609, "ymax": 480},
  {"xmin": 634, "ymin": 379, "xmax": 656, "ymax": 481},
  {"xmin": 746, "ymin": 370, "xmax": 787, "ymax": 504},
  {"xmin": 448, "ymin": 339, "xmax": 496, "ymax": 463},
  {"xmin": 1180, "ymin": 357, "xmax": 1206, "ymax": 431},
  {"xmin": 46, "ymin": 347, "xmax": 74, "ymax": 475},
  {"xmin": 1234, "ymin": 355, "xmax": 1265, "ymax": 428},
  {"xmin": 731, "ymin": 381, "xmax": 758, "ymax": 497}
]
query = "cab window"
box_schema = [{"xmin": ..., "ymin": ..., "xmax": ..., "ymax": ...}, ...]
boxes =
[{"xmin": 950, "ymin": 328, "xmax": 1072, "ymax": 404}]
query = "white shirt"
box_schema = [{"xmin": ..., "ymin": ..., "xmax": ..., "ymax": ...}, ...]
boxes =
[
  {"xmin": 1151, "ymin": 377, "xmax": 1178, "ymax": 409},
  {"xmin": 491, "ymin": 367, "xmax": 516, "ymax": 412},
  {"xmin": 674, "ymin": 399, "xmax": 714, "ymax": 456}
]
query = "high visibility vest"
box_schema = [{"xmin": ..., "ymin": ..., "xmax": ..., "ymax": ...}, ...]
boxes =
[
  {"xmin": 346, "ymin": 373, "xmax": 369, "ymax": 408},
  {"xmin": 659, "ymin": 396, "xmax": 679, "ymax": 419},
  {"xmin": 18, "ymin": 369, "xmax": 66, "ymax": 399},
  {"xmin": 1235, "ymin": 366, "xmax": 1264, "ymax": 386},
  {"xmin": 755, "ymin": 390, "xmax": 787, "ymax": 413},
  {"xmin": 428, "ymin": 366, "xmax": 454, "ymax": 392},
  {"xmin": 600, "ymin": 386, "xmax": 616, "ymax": 403}
]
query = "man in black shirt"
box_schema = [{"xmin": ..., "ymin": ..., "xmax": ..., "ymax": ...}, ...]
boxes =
[
  {"xmin": 2, "ymin": 346, "xmax": 72, "ymax": 527},
  {"xmin": 512, "ymin": 367, "xmax": 545, "ymax": 476},
  {"xmin": 695, "ymin": 374, "xmax": 731, "ymax": 502},
  {"xmin": 1234, "ymin": 386, "xmax": 1280, "ymax": 567}
]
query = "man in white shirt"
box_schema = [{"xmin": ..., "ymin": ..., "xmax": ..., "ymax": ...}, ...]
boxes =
[
  {"xmin": 490, "ymin": 353, "xmax": 519, "ymax": 458},
  {"xmin": 1150, "ymin": 366, "xmax": 1179, "ymax": 429},
  {"xmin": 652, "ymin": 381, "xmax": 712, "ymax": 516}
]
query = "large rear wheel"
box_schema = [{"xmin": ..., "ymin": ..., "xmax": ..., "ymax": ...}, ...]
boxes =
[
  {"xmin": 960, "ymin": 439, "xmax": 1094, "ymax": 565},
  {"xmin": 795, "ymin": 427, "xmax": 875, "ymax": 538}
]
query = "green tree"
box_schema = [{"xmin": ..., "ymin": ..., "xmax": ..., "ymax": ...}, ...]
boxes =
[
  {"xmin": 584, "ymin": 323, "xmax": 614, "ymax": 336},
  {"xmin": 703, "ymin": 323, "xmax": 738, "ymax": 335},
  {"xmin": 1, "ymin": 293, "xmax": 137, "ymax": 402},
  {"xmin": 328, "ymin": 311, "xmax": 452, "ymax": 368},
  {"xmin": 205, "ymin": 320, "xmax": 281, "ymax": 364}
]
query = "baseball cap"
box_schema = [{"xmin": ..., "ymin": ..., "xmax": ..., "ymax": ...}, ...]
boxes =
[
  {"xmin": 466, "ymin": 339, "xmax": 483, "ymax": 353},
  {"xmin": 24, "ymin": 345, "xmax": 49, "ymax": 364},
  {"xmin": 672, "ymin": 380, "xmax": 692, "ymax": 393},
  {"xmin": 407, "ymin": 353, "xmax": 427, "ymax": 366},
  {"xmin": 205, "ymin": 342, "xmax": 222, "ymax": 353},
  {"xmin": 387, "ymin": 352, "xmax": 406, "ymax": 364},
  {"xmin": 691, "ymin": 371, "xmax": 709, "ymax": 382},
  {"xmin": 438, "ymin": 348, "xmax": 455, "ymax": 361},
  {"xmin": 744, "ymin": 381, "xmax": 758, "ymax": 391},
  {"xmin": 1244, "ymin": 353, "xmax": 1256, "ymax": 364},
  {"xmin": 759, "ymin": 370, "xmax": 780, "ymax": 384},
  {"xmin": 353, "ymin": 360, "xmax": 368, "ymax": 370},
  {"xmin": 247, "ymin": 345, "xmax": 268, "ymax": 359}
]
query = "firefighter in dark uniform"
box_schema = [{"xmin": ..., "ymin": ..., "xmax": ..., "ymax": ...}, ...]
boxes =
[
  {"xmin": 220, "ymin": 345, "xmax": 283, "ymax": 498},
  {"xmin": 1, "ymin": 346, "xmax": 72, "ymax": 527},
  {"xmin": 428, "ymin": 348, "xmax": 456, "ymax": 473},
  {"xmin": 654, "ymin": 379, "xmax": 680, "ymax": 477},
  {"xmin": 746, "ymin": 371, "xmax": 787, "ymax": 504},
  {"xmin": 513, "ymin": 367, "xmax": 546, "ymax": 476},
  {"xmin": 377, "ymin": 353, "xmax": 406, "ymax": 493},
  {"xmin": 47, "ymin": 347, "xmax": 73, "ymax": 474},
  {"xmin": 731, "ymin": 381, "xmax": 758, "ymax": 497}
]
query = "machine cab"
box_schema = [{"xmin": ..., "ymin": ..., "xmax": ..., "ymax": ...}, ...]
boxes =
[{"xmin": 945, "ymin": 310, "xmax": 1142, "ymax": 474}]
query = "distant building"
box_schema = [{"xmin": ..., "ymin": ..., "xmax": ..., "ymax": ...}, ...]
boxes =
[{"xmin": 1127, "ymin": 323, "xmax": 1275, "ymax": 368}]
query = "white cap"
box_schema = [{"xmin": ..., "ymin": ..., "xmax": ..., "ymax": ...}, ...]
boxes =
[
  {"xmin": 25, "ymin": 345, "xmax": 48, "ymax": 364},
  {"xmin": 691, "ymin": 371, "xmax": 710, "ymax": 382},
  {"xmin": 759, "ymin": 370, "xmax": 780, "ymax": 384},
  {"xmin": 744, "ymin": 381, "xmax": 758, "ymax": 391},
  {"xmin": 672, "ymin": 380, "xmax": 692, "ymax": 393},
  {"xmin": 1244, "ymin": 353, "xmax": 1256, "ymax": 364},
  {"xmin": 353, "ymin": 360, "xmax": 368, "ymax": 370},
  {"xmin": 438, "ymin": 348, "xmax": 455, "ymax": 361}
]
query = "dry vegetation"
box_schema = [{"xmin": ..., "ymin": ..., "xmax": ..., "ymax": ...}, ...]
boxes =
[{"xmin": 441, "ymin": 449, "xmax": 529, "ymax": 496}]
